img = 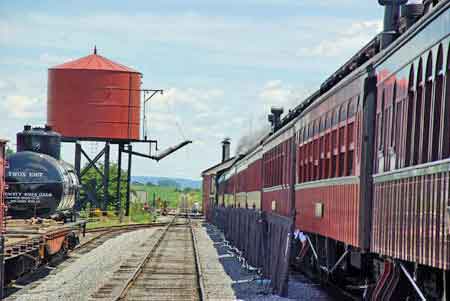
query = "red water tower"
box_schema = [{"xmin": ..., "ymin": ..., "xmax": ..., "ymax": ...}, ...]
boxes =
[
  {"xmin": 45, "ymin": 48, "xmax": 189, "ymax": 216},
  {"xmin": 47, "ymin": 48, "xmax": 142, "ymax": 141}
]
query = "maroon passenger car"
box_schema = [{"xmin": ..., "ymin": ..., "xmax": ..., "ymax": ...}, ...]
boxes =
[
  {"xmin": 371, "ymin": 4, "xmax": 450, "ymax": 294},
  {"xmin": 262, "ymin": 127, "xmax": 296, "ymax": 217},
  {"xmin": 202, "ymin": 1, "xmax": 450, "ymax": 299},
  {"xmin": 295, "ymin": 75, "xmax": 364, "ymax": 248}
]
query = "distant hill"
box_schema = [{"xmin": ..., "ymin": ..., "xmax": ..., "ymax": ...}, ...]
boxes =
[{"xmin": 131, "ymin": 176, "xmax": 202, "ymax": 189}]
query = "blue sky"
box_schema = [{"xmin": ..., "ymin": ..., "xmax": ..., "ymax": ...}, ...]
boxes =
[{"xmin": 0, "ymin": 0, "xmax": 383, "ymax": 179}]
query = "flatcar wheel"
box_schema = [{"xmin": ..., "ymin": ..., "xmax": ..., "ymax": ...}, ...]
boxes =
[{"xmin": 67, "ymin": 231, "xmax": 80, "ymax": 249}]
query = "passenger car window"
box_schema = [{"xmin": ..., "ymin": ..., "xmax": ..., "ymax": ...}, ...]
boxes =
[{"xmin": 339, "ymin": 103, "xmax": 347, "ymax": 122}]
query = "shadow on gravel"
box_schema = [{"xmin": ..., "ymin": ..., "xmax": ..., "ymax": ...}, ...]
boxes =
[
  {"xmin": 4, "ymin": 253, "xmax": 69, "ymax": 298},
  {"xmin": 204, "ymin": 223, "xmax": 271, "ymax": 300},
  {"xmin": 203, "ymin": 222, "xmax": 335, "ymax": 301}
]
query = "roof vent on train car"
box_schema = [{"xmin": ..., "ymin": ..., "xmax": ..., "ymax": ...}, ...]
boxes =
[
  {"xmin": 222, "ymin": 138, "xmax": 231, "ymax": 162},
  {"xmin": 379, "ymin": 0, "xmax": 408, "ymax": 50},
  {"xmin": 400, "ymin": 0, "xmax": 424, "ymax": 32},
  {"xmin": 268, "ymin": 107, "xmax": 284, "ymax": 132}
]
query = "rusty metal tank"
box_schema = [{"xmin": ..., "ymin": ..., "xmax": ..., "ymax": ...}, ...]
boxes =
[{"xmin": 47, "ymin": 48, "xmax": 142, "ymax": 141}]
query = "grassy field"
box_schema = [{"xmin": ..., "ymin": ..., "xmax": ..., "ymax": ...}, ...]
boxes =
[
  {"xmin": 80, "ymin": 184, "xmax": 201, "ymax": 229},
  {"xmin": 80, "ymin": 207, "xmax": 155, "ymax": 229},
  {"xmin": 131, "ymin": 184, "xmax": 201, "ymax": 208}
]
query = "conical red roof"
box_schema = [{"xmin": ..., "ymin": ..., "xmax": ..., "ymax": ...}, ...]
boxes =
[{"xmin": 50, "ymin": 49, "xmax": 140, "ymax": 74}]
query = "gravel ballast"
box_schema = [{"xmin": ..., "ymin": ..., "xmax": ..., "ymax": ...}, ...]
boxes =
[
  {"xmin": 194, "ymin": 222, "xmax": 334, "ymax": 300},
  {"xmin": 6, "ymin": 228, "xmax": 160, "ymax": 301},
  {"xmin": 7, "ymin": 220, "xmax": 334, "ymax": 300}
]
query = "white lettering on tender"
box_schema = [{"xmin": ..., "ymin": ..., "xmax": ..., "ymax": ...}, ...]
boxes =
[
  {"xmin": 28, "ymin": 172, "xmax": 44, "ymax": 177},
  {"xmin": 8, "ymin": 171, "xmax": 26, "ymax": 177}
]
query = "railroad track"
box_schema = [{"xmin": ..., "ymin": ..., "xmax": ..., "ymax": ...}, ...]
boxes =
[
  {"xmin": 90, "ymin": 215, "xmax": 204, "ymax": 301},
  {"xmin": 75, "ymin": 221, "xmax": 183, "ymax": 254},
  {"xmin": 4, "ymin": 221, "xmax": 175, "ymax": 298},
  {"xmin": 74, "ymin": 228, "xmax": 135, "ymax": 255},
  {"xmin": 85, "ymin": 221, "xmax": 174, "ymax": 233}
]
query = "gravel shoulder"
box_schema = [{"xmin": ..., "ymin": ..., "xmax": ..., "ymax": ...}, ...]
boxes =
[
  {"xmin": 6, "ymin": 220, "xmax": 334, "ymax": 301},
  {"xmin": 6, "ymin": 228, "xmax": 160, "ymax": 301},
  {"xmin": 194, "ymin": 221, "xmax": 334, "ymax": 301}
]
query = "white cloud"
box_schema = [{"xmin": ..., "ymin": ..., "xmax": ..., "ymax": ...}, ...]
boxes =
[
  {"xmin": 233, "ymin": 79, "xmax": 314, "ymax": 155},
  {"xmin": 0, "ymin": 71, "xmax": 46, "ymax": 123},
  {"xmin": 0, "ymin": 1, "xmax": 383, "ymax": 178},
  {"xmin": 2, "ymin": 95, "xmax": 43, "ymax": 119},
  {"xmin": 296, "ymin": 20, "xmax": 382, "ymax": 59},
  {"xmin": 0, "ymin": 11, "xmax": 382, "ymax": 71},
  {"xmin": 0, "ymin": 19, "xmax": 16, "ymax": 43},
  {"xmin": 259, "ymin": 80, "xmax": 312, "ymax": 112},
  {"xmin": 145, "ymin": 87, "xmax": 224, "ymax": 134},
  {"xmin": 143, "ymin": 87, "xmax": 228, "ymax": 143},
  {"xmin": 0, "ymin": 79, "xmax": 17, "ymax": 91},
  {"xmin": 156, "ymin": 87, "xmax": 224, "ymax": 113},
  {"xmin": 38, "ymin": 53, "xmax": 73, "ymax": 66},
  {"xmin": 260, "ymin": 80, "xmax": 293, "ymax": 107}
]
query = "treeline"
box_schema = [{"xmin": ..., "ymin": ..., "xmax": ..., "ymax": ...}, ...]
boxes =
[{"xmin": 132, "ymin": 180, "xmax": 200, "ymax": 193}]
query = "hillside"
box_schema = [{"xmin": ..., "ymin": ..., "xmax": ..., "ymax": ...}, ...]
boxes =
[{"xmin": 131, "ymin": 176, "xmax": 201, "ymax": 189}]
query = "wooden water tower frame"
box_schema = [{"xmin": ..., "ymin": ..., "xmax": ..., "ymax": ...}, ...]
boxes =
[{"xmin": 62, "ymin": 88, "xmax": 192, "ymax": 216}]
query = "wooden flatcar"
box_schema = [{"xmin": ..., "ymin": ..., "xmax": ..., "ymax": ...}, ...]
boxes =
[{"xmin": 1, "ymin": 129, "xmax": 86, "ymax": 288}]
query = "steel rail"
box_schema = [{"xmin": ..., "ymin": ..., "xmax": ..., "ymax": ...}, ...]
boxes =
[
  {"xmin": 74, "ymin": 221, "xmax": 185, "ymax": 252},
  {"xmin": 189, "ymin": 215, "xmax": 206, "ymax": 301},
  {"xmin": 85, "ymin": 221, "xmax": 174, "ymax": 233},
  {"xmin": 72, "ymin": 228, "xmax": 116, "ymax": 251},
  {"xmin": 113, "ymin": 215, "xmax": 178, "ymax": 301},
  {"xmin": 112, "ymin": 214, "xmax": 203, "ymax": 301}
]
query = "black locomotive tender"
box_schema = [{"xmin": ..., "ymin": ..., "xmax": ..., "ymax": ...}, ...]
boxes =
[{"xmin": 5, "ymin": 125, "xmax": 78, "ymax": 219}]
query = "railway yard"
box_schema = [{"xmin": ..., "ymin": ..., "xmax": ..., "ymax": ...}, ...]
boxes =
[
  {"xmin": 3, "ymin": 215, "xmax": 334, "ymax": 301},
  {"xmin": 2, "ymin": 0, "xmax": 450, "ymax": 300}
]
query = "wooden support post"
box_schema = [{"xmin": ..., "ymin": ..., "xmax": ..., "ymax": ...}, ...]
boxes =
[
  {"xmin": 117, "ymin": 144, "xmax": 123, "ymax": 222},
  {"xmin": 125, "ymin": 144, "xmax": 132, "ymax": 216},
  {"xmin": 75, "ymin": 142, "xmax": 81, "ymax": 178},
  {"xmin": 103, "ymin": 142, "xmax": 110, "ymax": 211}
]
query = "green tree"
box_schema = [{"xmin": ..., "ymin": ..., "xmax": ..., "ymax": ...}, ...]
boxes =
[
  {"xmin": 158, "ymin": 179, "xmax": 179, "ymax": 188},
  {"xmin": 81, "ymin": 163, "xmax": 127, "ymax": 211},
  {"xmin": 6, "ymin": 147, "xmax": 14, "ymax": 156}
]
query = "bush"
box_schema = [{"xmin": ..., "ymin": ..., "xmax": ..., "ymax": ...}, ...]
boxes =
[{"xmin": 94, "ymin": 208, "xmax": 102, "ymax": 217}]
